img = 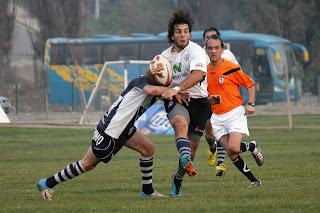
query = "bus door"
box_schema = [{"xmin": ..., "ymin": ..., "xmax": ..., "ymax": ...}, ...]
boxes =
[
  {"xmin": 254, "ymin": 47, "xmax": 273, "ymax": 104},
  {"xmin": 226, "ymin": 40, "xmax": 271, "ymax": 104}
]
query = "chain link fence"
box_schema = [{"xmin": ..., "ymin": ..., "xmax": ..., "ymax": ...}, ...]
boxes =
[{"xmin": 3, "ymin": 69, "xmax": 320, "ymax": 126}]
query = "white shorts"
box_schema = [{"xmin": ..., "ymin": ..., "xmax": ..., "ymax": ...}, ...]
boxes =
[{"xmin": 210, "ymin": 105, "xmax": 249, "ymax": 141}]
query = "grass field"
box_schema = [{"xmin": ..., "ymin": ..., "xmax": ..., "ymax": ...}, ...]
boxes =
[{"xmin": 1, "ymin": 115, "xmax": 320, "ymax": 212}]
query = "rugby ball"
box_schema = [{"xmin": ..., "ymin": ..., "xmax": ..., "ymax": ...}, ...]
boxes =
[{"xmin": 149, "ymin": 55, "xmax": 173, "ymax": 86}]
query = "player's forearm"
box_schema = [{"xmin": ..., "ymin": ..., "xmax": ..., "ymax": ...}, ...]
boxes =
[
  {"xmin": 247, "ymin": 85, "xmax": 256, "ymax": 103},
  {"xmin": 143, "ymin": 85, "xmax": 168, "ymax": 96},
  {"xmin": 175, "ymin": 70, "xmax": 204, "ymax": 91}
]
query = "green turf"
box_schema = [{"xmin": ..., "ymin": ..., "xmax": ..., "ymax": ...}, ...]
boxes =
[
  {"xmin": 248, "ymin": 114, "xmax": 320, "ymax": 128},
  {"xmin": 1, "ymin": 117, "xmax": 320, "ymax": 212}
]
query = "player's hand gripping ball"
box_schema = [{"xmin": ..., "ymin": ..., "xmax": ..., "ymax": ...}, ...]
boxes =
[{"xmin": 149, "ymin": 55, "xmax": 173, "ymax": 86}]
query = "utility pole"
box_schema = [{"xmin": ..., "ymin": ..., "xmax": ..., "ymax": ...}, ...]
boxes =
[{"xmin": 95, "ymin": 0, "xmax": 100, "ymax": 20}]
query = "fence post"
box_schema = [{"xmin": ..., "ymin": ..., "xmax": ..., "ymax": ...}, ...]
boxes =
[
  {"xmin": 317, "ymin": 75, "xmax": 320, "ymax": 104},
  {"xmin": 15, "ymin": 82, "xmax": 19, "ymax": 115},
  {"xmin": 72, "ymin": 81, "xmax": 75, "ymax": 112}
]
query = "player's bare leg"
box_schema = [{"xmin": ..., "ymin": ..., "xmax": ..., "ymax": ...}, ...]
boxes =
[
  {"xmin": 37, "ymin": 147, "xmax": 97, "ymax": 200},
  {"xmin": 221, "ymin": 133, "xmax": 261, "ymax": 186},
  {"xmin": 125, "ymin": 131, "xmax": 166, "ymax": 197}
]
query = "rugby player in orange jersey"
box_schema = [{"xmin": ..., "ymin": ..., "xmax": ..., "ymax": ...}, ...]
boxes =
[{"xmin": 206, "ymin": 34, "xmax": 264, "ymax": 187}]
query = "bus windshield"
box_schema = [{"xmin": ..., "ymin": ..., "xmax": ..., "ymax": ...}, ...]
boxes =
[{"xmin": 267, "ymin": 43, "xmax": 303, "ymax": 101}]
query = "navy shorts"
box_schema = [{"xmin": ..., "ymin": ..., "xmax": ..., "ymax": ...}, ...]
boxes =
[
  {"xmin": 91, "ymin": 126, "xmax": 137, "ymax": 163},
  {"xmin": 164, "ymin": 97, "xmax": 210, "ymax": 136}
]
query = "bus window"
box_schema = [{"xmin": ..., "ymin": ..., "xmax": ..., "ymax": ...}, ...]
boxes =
[
  {"xmin": 102, "ymin": 43, "xmax": 139, "ymax": 61},
  {"xmin": 64, "ymin": 44, "xmax": 84, "ymax": 64},
  {"xmin": 285, "ymin": 44, "xmax": 304, "ymax": 96},
  {"xmin": 268, "ymin": 47, "xmax": 285, "ymax": 80},
  {"xmin": 84, "ymin": 44, "xmax": 101, "ymax": 64},
  {"xmin": 228, "ymin": 41, "xmax": 255, "ymax": 59},
  {"xmin": 118, "ymin": 43, "xmax": 139, "ymax": 60},
  {"xmin": 139, "ymin": 42, "xmax": 169, "ymax": 60},
  {"xmin": 51, "ymin": 44, "xmax": 66, "ymax": 65},
  {"xmin": 102, "ymin": 44, "xmax": 118, "ymax": 61}
]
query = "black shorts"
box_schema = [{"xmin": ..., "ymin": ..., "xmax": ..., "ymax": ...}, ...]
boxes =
[
  {"xmin": 207, "ymin": 110, "xmax": 213, "ymax": 120},
  {"xmin": 164, "ymin": 97, "xmax": 211, "ymax": 136},
  {"xmin": 91, "ymin": 126, "xmax": 137, "ymax": 163}
]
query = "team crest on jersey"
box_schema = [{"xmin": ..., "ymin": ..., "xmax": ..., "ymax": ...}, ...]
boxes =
[
  {"xmin": 184, "ymin": 54, "xmax": 189, "ymax": 62},
  {"xmin": 219, "ymin": 76, "xmax": 224, "ymax": 84}
]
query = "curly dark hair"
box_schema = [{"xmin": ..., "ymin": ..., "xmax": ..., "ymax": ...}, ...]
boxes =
[
  {"xmin": 167, "ymin": 9, "xmax": 194, "ymax": 44},
  {"xmin": 203, "ymin": 26, "xmax": 221, "ymax": 39},
  {"xmin": 205, "ymin": 34, "xmax": 225, "ymax": 49}
]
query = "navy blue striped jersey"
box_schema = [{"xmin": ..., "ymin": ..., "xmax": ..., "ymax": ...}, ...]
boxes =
[{"xmin": 96, "ymin": 76, "xmax": 157, "ymax": 139}]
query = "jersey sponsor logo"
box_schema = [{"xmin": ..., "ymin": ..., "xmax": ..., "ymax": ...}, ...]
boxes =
[
  {"xmin": 173, "ymin": 72, "xmax": 188, "ymax": 80},
  {"xmin": 93, "ymin": 129, "xmax": 104, "ymax": 145},
  {"xmin": 219, "ymin": 76, "xmax": 224, "ymax": 84},
  {"xmin": 194, "ymin": 127, "xmax": 204, "ymax": 134},
  {"xmin": 173, "ymin": 63, "xmax": 182, "ymax": 73},
  {"xmin": 195, "ymin": 63, "xmax": 204, "ymax": 68}
]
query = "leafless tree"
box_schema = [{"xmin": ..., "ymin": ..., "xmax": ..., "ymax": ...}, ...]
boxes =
[
  {"xmin": 0, "ymin": 0, "xmax": 16, "ymax": 83},
  {"xmin": 27, "ymin": 0, "xmax": 85, "ymax": 58}
]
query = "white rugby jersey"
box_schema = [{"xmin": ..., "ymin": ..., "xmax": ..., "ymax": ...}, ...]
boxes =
[
  {"xmin": 222, "ymin": 49, "xmax": 239, "ymax": 64},
  {"xmin": 162, "ymin": 41, "xmax": 208, "ymax": 98},
  {"xmin": 97, "ymin": 76, "xmax": 157, "ymax": 139}
]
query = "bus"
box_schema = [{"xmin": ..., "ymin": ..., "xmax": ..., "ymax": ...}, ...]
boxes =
[{"xmin": 44, "ymin": 30, "xmax": 309, "ymax": 107}]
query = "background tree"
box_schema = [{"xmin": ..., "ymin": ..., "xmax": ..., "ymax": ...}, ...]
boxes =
[
  {"xmin": 192, "ymin": 0, "xmax": 320, "ymax": 94},
  {"xmin": 22, "ymin": 0, "xmax": 86, "ymax": 87},
  {"xmin": 86, "ymin": 0, "xmax": 174, "ymax": 35},
  {"xmin": 0, "ymin": 0, "xmax": 15, "ymax": 84},
  {"xmin": 26, "ymin": 0, "xmax": 85, "ymax": 58}
]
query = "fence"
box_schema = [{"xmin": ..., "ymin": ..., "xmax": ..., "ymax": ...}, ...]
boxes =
[{"xmin": 2, "ymin": 61, "xmax": 320, "ymax": 128}]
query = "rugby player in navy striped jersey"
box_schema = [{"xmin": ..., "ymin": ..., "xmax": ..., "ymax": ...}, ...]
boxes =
[{"xmin": 36, "ymin": 69, "xmax": 190, "ymax": 200}]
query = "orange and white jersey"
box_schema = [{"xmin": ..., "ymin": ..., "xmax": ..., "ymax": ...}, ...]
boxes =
[{"xmin": 207, "ymin": 59, "xmax": 254, "ymax": 114}]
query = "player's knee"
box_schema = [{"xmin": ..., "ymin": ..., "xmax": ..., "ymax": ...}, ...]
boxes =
[
  {"xmin": 80, "ymin": 159, "xmax": 97, "ymax": 171},
  {"xmin": 205, "ymin": 132, "xmax": 213, "ymax": 140},
  {"xmin": 205, "ymin": 120, "xmax": 213, "ymax": 137},
  {"xmin": 140, "ymin": 142, "xmax": 155, "ymax": 157},
  {"xmin": 228, "ymin": 145, "xmax": 240, "ymax": 156},
  {"xmin": 172, "ymin": 120, "xmax": 188, "ymax": 132}
]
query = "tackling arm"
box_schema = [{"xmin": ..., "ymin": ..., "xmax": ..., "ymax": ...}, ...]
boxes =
[
  {"xmin": 162, "ymin": 70, "xmax": 204, "ymax": 100},
  {"xmin": 143, "ymin": 85, "xmax": 168, "ymax": 96}
]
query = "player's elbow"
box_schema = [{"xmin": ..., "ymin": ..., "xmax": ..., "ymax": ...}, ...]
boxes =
[{"xmin": 192, "ymin": 70, "xmax": 205, "ymax": 82}]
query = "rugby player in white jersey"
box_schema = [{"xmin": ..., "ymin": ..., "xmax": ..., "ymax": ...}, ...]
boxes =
[
  {"xmin": 160, "ymin": 9, "xmax": 211, "ymax": 197},
  {"xmin": 36, "ymin": 69, "xmax": 190, "ymax": 200}
]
